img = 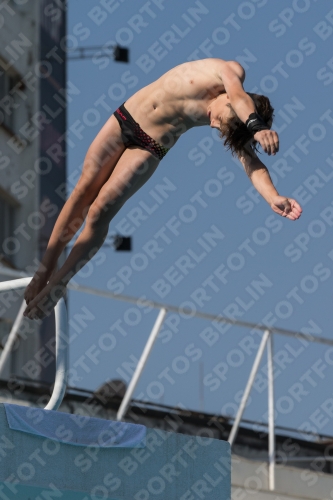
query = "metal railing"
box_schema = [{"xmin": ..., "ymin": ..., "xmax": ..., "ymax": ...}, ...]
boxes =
[
  {"xmin": 1, "ymin": 266, "xmax": 333, "ymax": 490},
  {"xmin": 0, "ymin": 275, "xmax": 68, "ymax": 411}
]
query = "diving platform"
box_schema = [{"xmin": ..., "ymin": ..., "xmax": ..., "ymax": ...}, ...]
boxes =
[{"xmin": 0, "ymin": 403, "xmax": 230, "ymax": 500}]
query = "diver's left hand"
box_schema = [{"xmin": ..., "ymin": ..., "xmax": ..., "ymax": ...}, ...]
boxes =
[{"xmin": 270, "ymin": 196, "xmax": 302, "ymax": 220}]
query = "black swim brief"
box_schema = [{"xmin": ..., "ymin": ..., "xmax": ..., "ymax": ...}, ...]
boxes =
[{"xmin": 114, "ymin": 103, "xmax": 169, "ymax": 161}]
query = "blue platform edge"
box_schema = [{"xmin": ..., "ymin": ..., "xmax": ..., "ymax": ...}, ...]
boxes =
[
  {"xmin": 4, "ymin": 403, "xmax": 146, "ymax": 448},
  {"xmin": 1, "ymin": 483, "xmax": 122, "ymax": 500}
]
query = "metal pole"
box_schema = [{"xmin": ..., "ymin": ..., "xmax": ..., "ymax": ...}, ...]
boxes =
[
  {"xmin": 0, "ymin": 276, "xmax": 31, "ymax": 292},
  {"xmin": 0, "ymin": 277, "xmax": 32, "ymax": 376},
  {"xmin": 267, "ymin": 333, "xmax": 275, "ymax": 490},
  {"xmin": 228, "ymin": 329, "xmax": 270, "ymax": 447},
  {"xmin": 0, "ymin": 300, "xmax": 26, "ymax": 376},
  {"xmin": 45, "ymin": 298, "xmax": 69, "ymax": 410},
  {"xmin": 117, "ymin": 308, "xmax": 167, "ymax": 421},
  {"xmin": 199, "ymin": 361, "xmax": 204, "ymax": 412}
]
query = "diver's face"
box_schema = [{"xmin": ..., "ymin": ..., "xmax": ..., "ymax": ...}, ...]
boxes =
[{"xmin": 208, "ymin": 94, "xmax": 233, "ymax": 129}]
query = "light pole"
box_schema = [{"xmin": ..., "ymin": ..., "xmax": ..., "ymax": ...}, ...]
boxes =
[{"xmin": 67, "ymin": 44, "xmax": 129, "ymax": 62}]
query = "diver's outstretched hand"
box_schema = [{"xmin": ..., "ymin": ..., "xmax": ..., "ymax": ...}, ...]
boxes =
[{"xmin": 270, "ymin": 196, "xmax": 302, "ymax": 220}]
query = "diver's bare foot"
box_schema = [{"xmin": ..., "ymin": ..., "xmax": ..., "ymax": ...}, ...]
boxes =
[
  {"xmin": 23, "ymin": 281, "xmax": 66, "ymax": 320},
  {"xmin": 24, "ymin": 271, "xmax": 53, "ymax": 305}
]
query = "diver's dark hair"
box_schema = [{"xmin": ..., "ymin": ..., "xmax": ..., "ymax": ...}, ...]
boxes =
[{"xmin": 220, "ymin": 93, "xmax": 274, "ymax": 157}]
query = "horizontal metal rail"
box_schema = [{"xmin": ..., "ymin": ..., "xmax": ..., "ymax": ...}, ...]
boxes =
[
  {"xmin": 1, "ymin": 266, "xmax": 331, "ymax": 344},
  {"xmin": 70, "ymin": 283, "xmax": 333, "ymax": 346},
  {"xmin": 276, "ymin": 456, "xmax": 333, "ymax": 462},
  {"xmin": 0, "ymin": 276, "xmax": 32, "ymax": 292}
]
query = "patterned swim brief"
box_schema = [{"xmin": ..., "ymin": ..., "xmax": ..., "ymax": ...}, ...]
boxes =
[{"xmin": 114, "ymin": 103, "xmax": 169, "ymax": 161}]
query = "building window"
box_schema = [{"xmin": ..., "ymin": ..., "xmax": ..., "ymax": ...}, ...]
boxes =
[
  {"xmin": 0, "ymin": 196, "xmax": 15, "ymax": 264},
  {"xmin": 0, "ymin": 68, "xmax": 22, "ymax": 134}
]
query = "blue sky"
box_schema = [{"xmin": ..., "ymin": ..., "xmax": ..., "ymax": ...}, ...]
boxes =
[{"xmin": 66, "ymin": 0, "xmax": 333, "ymax": 436}]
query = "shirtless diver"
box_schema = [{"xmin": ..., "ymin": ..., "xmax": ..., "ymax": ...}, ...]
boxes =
[{"xmin": 23, "ymin": 58, "xmax": 302, "ymax": 320}]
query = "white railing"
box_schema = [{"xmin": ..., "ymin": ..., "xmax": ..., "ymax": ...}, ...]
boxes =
[
  {"xmin": 0, "ymin": 275, "xmax": 68, "ymax": 411},
  {"xmin": 1, "ymin": 266, "xmax": 333, "ymax": 490}
]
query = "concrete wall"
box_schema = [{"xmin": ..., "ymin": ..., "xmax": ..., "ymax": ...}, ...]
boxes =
[{"xmin": 232, "ymin": 455, "xmax": 333, "ymax": 500}]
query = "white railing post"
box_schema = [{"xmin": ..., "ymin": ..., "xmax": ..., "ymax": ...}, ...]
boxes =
[
  {"xmin": 44, "ymin": 297, "xmax": 68, "ymax": 410},
  {"xmin": 267, "ymin": 332, "xmax": 275, "ymax": 490},
  {"xmin": 0, "ymin": 300, "xmax": 26, "ymax": 376},
  {"xmin": 117, "ymin": 308, "xmax": 167, "ymax": 421},
  {"xmin": 228, "ymin": 330, "xmax": 270, "ymax": 447},
  {"xmin": 0, "ymin": 277, "xmax": 32, "ymax": 377}
]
